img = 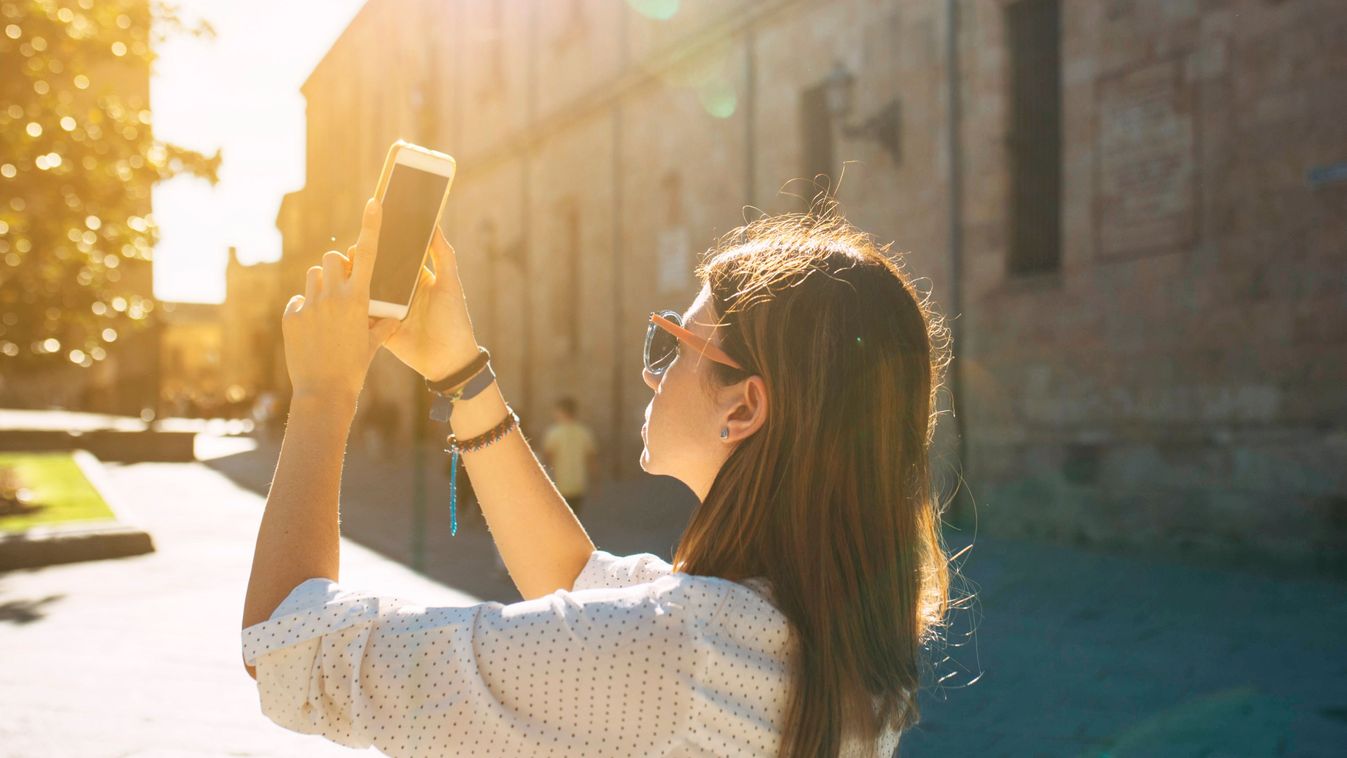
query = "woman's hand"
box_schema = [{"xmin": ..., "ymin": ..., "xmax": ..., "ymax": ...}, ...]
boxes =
[
  {"xmin": 380, "ymin": 226, "xmax": 481, "ymax": 382},
  {"xmin": 281, "ymin": 197, "xmax": 400, "ymax": 405}
]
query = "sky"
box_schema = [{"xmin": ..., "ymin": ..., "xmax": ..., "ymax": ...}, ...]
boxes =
[{"xmin": 149, "ymin": 0, "xmax": 365, "ymax": 304}]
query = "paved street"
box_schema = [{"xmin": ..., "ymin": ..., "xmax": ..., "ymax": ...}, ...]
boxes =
[
  {"xmin": 0, "ymin": 455, "xmax": 477, "ymax": 757},
  {"xmin": 902, "ymin": 534, "xmax": 1347, "ymax": 756},
  {"xmin": 1, "ymin": 435, "xmax": 1345, "ymax": 756},
  {"xmin": 201, "ymin": 434, "xmax": 702, "ymax": 605}
]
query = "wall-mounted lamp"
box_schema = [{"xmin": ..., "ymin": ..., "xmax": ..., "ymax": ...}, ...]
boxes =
[{"xmin": 824, "ymin": 61, "xmax": 902, "ymax": 164}]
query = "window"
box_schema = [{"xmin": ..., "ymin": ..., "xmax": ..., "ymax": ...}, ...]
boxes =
[
  {"xmin": 477, "ymin": 1, "xmax": 506, "ymax": 104},
  {"xmin": 553, "ymin": 0, "xmax": 588, "ymax": 52},
  {"xmin": 799, "ymin": 82, "xmax": 836, "ymax": 203},
  {"xmin": 1006, "ymin": 0, "xmax": 1062, "ymax": 275},
  {"xmin": 656, "ymin": 171, "xmax": 691, "ymax": 293},
  {"xmin": 554, "ymin": 200, "xmax": 581, "ymax": 353}
]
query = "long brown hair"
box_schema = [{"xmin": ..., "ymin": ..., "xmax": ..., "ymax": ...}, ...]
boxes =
[{"xmin": 671, "ymin": 201, "xmax": 953, "ymax": 757}]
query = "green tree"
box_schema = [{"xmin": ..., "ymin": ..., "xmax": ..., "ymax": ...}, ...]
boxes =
[{"xmin": 0, "ymin": 0, "xmax": 220, "ymax": 371}]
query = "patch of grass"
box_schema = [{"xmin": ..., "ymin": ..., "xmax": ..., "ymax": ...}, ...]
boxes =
[{"xmin": 0, "ymin": 453, "xmax": 116, "ymax": 534}]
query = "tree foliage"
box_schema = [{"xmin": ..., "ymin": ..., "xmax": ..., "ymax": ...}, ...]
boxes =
[{"xmin": 0, "ymin": 0, "xmax": 220, "ymax": 371}]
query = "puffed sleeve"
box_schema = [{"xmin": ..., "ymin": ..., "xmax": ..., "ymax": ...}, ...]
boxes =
[
  {"xmin": 241, "ymin": 571, "xmax": 724, "ymax": 756},
  {"xmin": 570, "ymin": 549, "xmax": 676, "ymax": 592}
]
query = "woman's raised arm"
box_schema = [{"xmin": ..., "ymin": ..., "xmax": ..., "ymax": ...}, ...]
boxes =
[{"xmin": 380, "ymin": 226, "xmax": 595, "ymax": 600}]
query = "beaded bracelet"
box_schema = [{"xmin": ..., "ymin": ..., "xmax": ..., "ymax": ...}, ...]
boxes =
[{"xmin": 444, "ymin": 405, "xmax": 519, "ymax": 536}]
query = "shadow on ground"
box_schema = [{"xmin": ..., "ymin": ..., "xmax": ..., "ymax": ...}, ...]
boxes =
[
  {"xmin": 203, "ymin": 434, "xmax": 697, "ymax": 603},
  {"xmin": 0, "ymin": 592, "xmax": 65, "ymax": 625},
  {"xmin": 203, "ymin": 433, "xmax": 1347, "ymax": 756}
]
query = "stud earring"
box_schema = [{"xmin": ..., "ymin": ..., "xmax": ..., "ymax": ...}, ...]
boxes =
[{"xmin": 720, "ymin": 427, "xmax": 729, "ymax": 440}]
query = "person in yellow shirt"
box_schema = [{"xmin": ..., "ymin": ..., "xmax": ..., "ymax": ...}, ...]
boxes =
[{"xmin": 542, "ymin": 396, "xmax": 597, "ymax": 517}]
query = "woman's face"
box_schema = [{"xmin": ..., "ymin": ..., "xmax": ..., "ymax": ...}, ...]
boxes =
[{"xmin": 640, "ymin": 284, "xmax": 734, "ymax": 500}]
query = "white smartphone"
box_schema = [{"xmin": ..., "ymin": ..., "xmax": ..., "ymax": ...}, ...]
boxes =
[{"xmin": 367, "ymin": 140, "xmax": 457, "ymax": 320}]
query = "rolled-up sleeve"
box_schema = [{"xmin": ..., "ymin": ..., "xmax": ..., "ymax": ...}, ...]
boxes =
[
  {"xmin": 241, "ymin": 570, "xmax": 722, "ymax": 756},
  {"xmin": 571, "ymin": 549, "xmax": 676, "ymax": 591}
]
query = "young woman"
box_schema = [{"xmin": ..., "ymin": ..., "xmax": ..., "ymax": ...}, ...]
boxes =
[{"xmin": 242, "ymin": 195, "xmax": 953, "ymax": 757}]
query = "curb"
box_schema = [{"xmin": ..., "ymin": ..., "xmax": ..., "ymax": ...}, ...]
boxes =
[
  {"xmin": 0, "ymin": 428, "xmax": 197, "ymax": 462},
  {"xmin": 0, "ymin": 450, "xmax": 156, "ymax": 572}
]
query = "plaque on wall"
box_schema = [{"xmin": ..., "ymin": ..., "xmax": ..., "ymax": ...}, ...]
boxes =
[{"xmin": 1096, "ymin": 59, "xmax": 1197, "ymax": 258}]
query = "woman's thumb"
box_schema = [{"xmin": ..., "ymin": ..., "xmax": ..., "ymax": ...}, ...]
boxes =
[
  {"xmin": 369, "ymin": 317, "xmax": 400, "ymax": 348},
  {"xmin": 429, "ymin": 226, "xmax": 455, "ymax": 273}
]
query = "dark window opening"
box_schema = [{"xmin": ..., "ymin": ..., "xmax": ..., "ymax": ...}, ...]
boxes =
[
  {"xmin": 1006, "ymin": 0, "xmax": 1062, "ymax": 275},
  {"xmin": 799, "ymin": 82, "xmax": 836, "ymax": 206},
  {"xmin": 554, "ymin": 200, "xmax": 581, "ymax": 354}
]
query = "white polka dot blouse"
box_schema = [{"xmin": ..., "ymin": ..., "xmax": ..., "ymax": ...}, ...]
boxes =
[{"xmin": 242, "ymin": 548, "xmax": 901, "ymax": 756}]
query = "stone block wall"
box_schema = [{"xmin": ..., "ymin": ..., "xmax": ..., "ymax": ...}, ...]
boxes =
[{"xmin": 279, "ymin": 0, "xmax": 1346, "ymax": 568}]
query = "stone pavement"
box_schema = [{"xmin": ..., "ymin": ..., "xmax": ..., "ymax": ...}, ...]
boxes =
[
  {"xmin": 901, "ymin": 533, "xmax": 1347, "ymax": 756},
  {"xmin": 2, "ymin": 435, "xmax": 1346, "ymax": 756},
  {"xmin": 0, "ymin": 457, "xmax": 480, "ymax": 757},
  {"xmin": 208, "ymin": 435, "xmax": 1347, "ymax": 756},
  {"xmin": 202, "ymin": 435, "xmax": 702, "ymax": 605}
]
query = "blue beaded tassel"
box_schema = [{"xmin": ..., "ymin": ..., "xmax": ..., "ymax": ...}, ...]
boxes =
[{"xmin": 448, "ymin": 448, "xmax": 459, "ymax": 536}]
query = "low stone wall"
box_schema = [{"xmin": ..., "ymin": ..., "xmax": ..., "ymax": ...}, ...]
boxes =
[
  {"xmin": 0, "ymin": 450, "xmax": 155, "ymax": 571},
  {"xmin": 0, "ymin": 429, "xmax": 195, "ymax": 462}
]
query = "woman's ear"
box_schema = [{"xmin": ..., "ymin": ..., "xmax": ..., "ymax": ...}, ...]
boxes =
[{"xmin": 721, "ymin": 375, "xmax": 768, "ymax": 443}]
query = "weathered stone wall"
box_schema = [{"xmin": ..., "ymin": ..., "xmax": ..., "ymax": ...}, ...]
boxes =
[
  {"xmin": 959, "ymin": 0, "xmax": 1347, "ymax": 567},
  {"xmin": 281, "ymin": 0, "xmax": 1346, "ymax": 567}
]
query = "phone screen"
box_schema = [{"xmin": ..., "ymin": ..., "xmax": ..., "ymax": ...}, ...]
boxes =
[{"xmin": 370, "ymin": 163, "xmax": 450, "ymax": 306}]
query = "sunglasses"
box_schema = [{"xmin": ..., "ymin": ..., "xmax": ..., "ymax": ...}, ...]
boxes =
[{"xmin": 644, "ymin": 310, "xmax": 746, "ymax": 377}]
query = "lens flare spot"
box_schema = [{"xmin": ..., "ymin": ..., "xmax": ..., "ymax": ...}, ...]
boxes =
[
  {"xmin": 698, "ymin": 79, "xmax": 737, "ymax": 119},
  {"xmin": 626, "ymin": 0, "xmax": 679, "ymax": 21}
]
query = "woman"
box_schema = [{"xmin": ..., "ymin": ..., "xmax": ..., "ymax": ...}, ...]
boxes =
[{"xmin": 242, "ymin": 195, "xmax": 953, "ymax": 757}]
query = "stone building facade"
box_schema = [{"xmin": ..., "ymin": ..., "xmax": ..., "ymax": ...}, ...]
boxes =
[
  {"xmin": 278, "ymin": 0, "xmax": 1346, "ymax": 568},
  {"xmin": 221, "ymin": 247, "xmax": 281, "ymax": 403},
  {"xmin": 157, "ymin": 301, "xmax": 222, "ymax": 415}
]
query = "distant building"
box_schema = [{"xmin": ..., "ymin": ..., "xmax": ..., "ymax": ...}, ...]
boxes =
[
  {"xmin": 221, "ymin": 247, "xmax": 282, "ymax": 404},
  {"xmin": 280, "ymin": 0, "xmax": 1346, "ymax": 568},
  {"xmin": 158, "ymin": 302, "xmax": 223, "ymax": 418}
]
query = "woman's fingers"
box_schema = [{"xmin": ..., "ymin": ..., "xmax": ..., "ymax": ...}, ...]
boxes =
[
  {"xmin": 304, "ymin": 265, "xmax": 323, "ymax": 301},
  {"xmin": 369, "ymin": 317, "xmax": 400, "ymax": 349},
  {"xmin": 322, "ymin": 250, "xmax": 350, "ymax": 289},
  {"xmin": 428, "ymin": 226, "xmax": 454, "ymax": 275},
  {"xmin": 417, "ymin": 263, "xmax": 436, "ymax": 291},
  {"xmin": 285, "ymin": 294, "xmax": 305, "ymax": 317},
  {"xmin": 345, "ymin": 244, "xmax": 360, "ymax": 278},
  {"xmin": 351, "ymin": 197, "xmax": 382, "ymax": 284}
]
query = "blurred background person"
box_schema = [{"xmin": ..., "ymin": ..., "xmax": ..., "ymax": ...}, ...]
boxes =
[{"xmin": 542, "ymin": 396, "xmax": 597, "ymax": 518}]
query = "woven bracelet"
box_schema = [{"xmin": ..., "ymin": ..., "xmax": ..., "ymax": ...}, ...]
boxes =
[
  {"xmin": 444, "ymin": 405, "xmax": 519, "ymax": 537},
  {"xmin": 446, "ymin": 405, "xmax": 519, "ymax": 455}
]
